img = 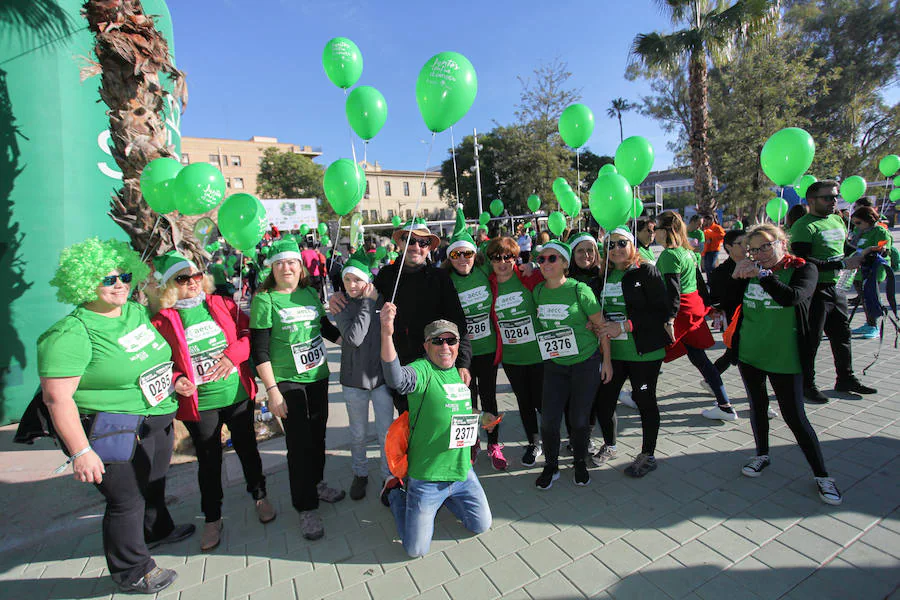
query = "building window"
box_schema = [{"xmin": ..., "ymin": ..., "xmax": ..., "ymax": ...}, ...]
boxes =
[
  {"xmin": 225, "ymin": 177, "xmax": 231, "ymax": 188},
  {"xmin": 208, "ymin": 154, "xmax": 220, "ymax": 165},
  {"xmin": 421, "ymin": 182, "xmax": 428, "ymax": 196},
  {"xmin": 370, "ymin": 210, "xmax": 378, "ymax": 221},
  {"xmin": 230, "ymin": 155, "xmax": 241, "ymax": 167},
  {"xmin": 365, "ymin": 181, "xmax": 370, "ymax": 198},
  {"xmin": 384, "ymin": 181, "xmax": 392, "ymax": 196},
  {"xmin": 406, "ymin": 209, "xmax": 412, "ymax": 219},
  {"xmin": 233, "ymin": 177, "xmax": 244, "ymax": 189},
  {"xmin": 180, "ymin": 153, "xmax": 190, "ymax": 165},
  {"xmin": 388, "ymin": 209, "xmax": 395, "ymax": 218},
  {"xmin": 403, "ymin": 182, "xmax": 410, "ymax": 196}
]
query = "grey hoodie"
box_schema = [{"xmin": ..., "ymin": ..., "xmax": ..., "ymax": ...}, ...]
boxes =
[{"xmin": 334, "ymin": 294, "xmax": 386, "ymax": 390}]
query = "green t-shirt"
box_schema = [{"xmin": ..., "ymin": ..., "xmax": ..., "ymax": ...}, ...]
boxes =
[
  {"xmin": 850, "ymin": 226, "xmax": 892, "ymax": 282},
  {"xmin": 600, "ymin": 269, "xmax": 666, "ymax": 362},
  {"xmin": 494, "ymin": 275, "xmax": 542, "ymax": 365},
  {"xmin": 656, "ymin": 246, "xmax": 698, "ymax": 294},
  {"xmin": 738, "ymin": 270, "xmax": 801, "ymax": 374},
  {"xmin": 249, "ymin": 287, "xmax": 329, "ymax": 384},
  {"xmin": 407, "ymin": 358, "xmax": 473, "ymax": 482},
  {"xmin": 37, "ymin": 301, "xmax": 178, "ymax": 416},
  {"xmin": 533, "ymin": 279, "xmax": 601, "ymax": 365},
  {"xmin": 450, "ymin": 265, "xmax": 497, "ymax": 357},
  {"xmin": 638, "ymin": 245, "xmax": 656, "ymax": 264},
  {"xmin": 789, "ymin": 213, "xmax": 847, "ymax": 284},
  {"xmin": 688, "ymin": 229, "xmax": 705, "ymax": 262},
  {"xmin": 209, "ymin": 263, "xmax": 228, "ymax": 285},
  {"xmin": 179, "ymin": 303, "xmax": 248, "ymax": 411}
]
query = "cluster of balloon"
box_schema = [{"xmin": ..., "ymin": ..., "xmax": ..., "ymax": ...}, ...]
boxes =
[
  {"xmin": 760, "ymin": 127, "xmax": 815, "ymax": 187},
  {"xmin": 415, "ymin": 51, "xmax": 478, "ymax": 133},
  {"xmin": 527, "ymin": 194, "xmax": 541, "ymax": 213},
  {"xmin": 479, "ymin": 211, "xmax": 490, "ymax": 227},
  {"xmin": 323, "ymin": 159, "xmax": 366, "ymax": 216},
  {"xmin": 879, "ymin": 154, "xmax": 900, "ymax": 178},
  {"xmin": 140, "ymin": 157, "xmax": 182, "ymax": 214},
  {"xmin": 840, "ymin": 176, "xmax": 867, "ymax": 204},
  {"xmin": 558, "ymin": 104, "xmax": 595, "ymax": 149},
  {"xmin": 794, "ymin": 174, "xmax": 817, "ymax": 199},
  {"xmin": 489, "ymin": 199, "xmax": 504, "ymax": 217},
  {"xmin": 217, "ymin": 193, "xmax": 268, "ymax": 252},
  {"xmin": 551, "ymin": 178, "xmax": 580, "ymax": 217},
  {"xmin": 766, "ymin": 197, "xmax": 789, "ymax": 222},
  {"xmin": 547, "ymin": 211, "xmax": 567, "ymax": 237}
]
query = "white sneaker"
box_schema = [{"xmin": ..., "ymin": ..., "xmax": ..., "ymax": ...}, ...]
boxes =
[
  {"xmin": 619, "ymin": 390, "xmax": 637, "ymax": 409},
  {"xmin": 767, "ymin": 407, "xmax": 779, "ymax": 419},
  {"xmin": 702, "ymin": 406, "xmax": 739, "ymax": 421}
]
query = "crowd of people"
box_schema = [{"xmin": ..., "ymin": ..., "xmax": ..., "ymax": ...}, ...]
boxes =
[{"xmin": 30, "ymin": 180, "xmax": 893, "ymax": 593}]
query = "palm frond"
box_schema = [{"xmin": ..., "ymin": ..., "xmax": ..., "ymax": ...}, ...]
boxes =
[
  {"xmin": 630, "ymin": 30, "xmax": 701, "ymax": 70},
  {"xmin": 652, "ymin": 0, "xmax": 694, "ymax": 23},
  {"xmin": 0, "ymin": 0, "xmax": 76, "ymax": 51},
  {"xmin": 706, "ymin": 0, "xmax": 780, "ymax": 43}
]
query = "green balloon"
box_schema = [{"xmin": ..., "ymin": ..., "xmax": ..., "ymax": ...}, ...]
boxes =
[
  {"xmin": 631, "ymin": 195, "xmax": 644, "ymax": 220},
  {"xmin": 346, "ymin": 85, "xmax": 387, "ymax": 141},
  {"xmin": 205, "ymin": 241, "xmax": 220, "ymax": 253},
  {"xmin": 598, "ymin": 163, "xmax": 617, "ymax": 176},
  {"xmin": 322, "ymin": 37, "xmax": 363, "ymax": 89},
  {"xmin": 614, "ymin": 136, "xmax": 655, "ymax": 187},
  {"xmin": 893, "ymin": 176, "xmax": 900, "ymax": 188},
  {"xmin": 558, "ymin": 103, "xmax": 595, "ymax": 149},
  {"xmin": 765, "ymin": 197, "xmax": 789, "ymax": 222},
  {"xmin": 732, "ymin": 221, "xmax": 744, "ymax": 230},
  {"xmin": 299, "ymin": 224, "xmax": 310, "ymax": 236},
  {"xmin": 840, "ymin": 176, "xmax": 867, "ymax": 203},
  {"xmin": 890, "ymin": 189, "xmax": 900, "ymax": 202},
  {"xmin": 323, "ymin": 159, "xmax": 366, "ymax": 215},
  {"xmin": 760, "ymin": 127, "xmax": 815, "ymax": 186},
  {"xmin": 174, "ymin": 162, "xmax": 226, "ymax": 216},
  {"xmin": 217, "ymin": 193, "xmax": 267, "ymax": 252},
  {"xmin": 560, "ymin": 190, "xmax": 580, "ymax": 217},
  {"xmin": 391, "ymin": 215, "xmax": 402, "ymax": 227},
  {"xmin": 193, "ymin": 217, "xmax": 217, "ymax": 246},
  {"xmin": 489, "ymin": 199, "xmax": 504, "ymax": 217},
  {"xmin": 318, "ymin": 222, "xmax": 329, "ymax": 236},
  {"xmin": 527, "ymin": 194, "xmax": 541, "ymax": 212},
  {"xmin": 878, "ymin": 154, "xmax": 900, "ymax": 177},
  {"xmin": 375, "ymin": 246, "xmax": 387, "ymax": 260},
  {"xmin": 547, "ymin": 211, "xmax": 567, "ymax": 236},
  {"xmin": 140, "ymin": 157, "xmax": 182, "ymax": 214},
  {"xmin": 479, "ymin": 211, "xmax": 490, "ymax": 226},
  {"xmin": 415, "ymin": 51, "xmax": 477, "ymax": 133},
  {"xmin": 588, "ymin": 173, "xmax": 633, "ymax": 230},
  {"xmin": 795, "ymin": 174, "xmax": 817, "ymax": 199},
  {"xmin": 551, "ymin": 177, "xmax": 571, "ymax": 198},
  {"xmin": 321, "ymin": 235, "xmax": 331, "ymax": 247}
]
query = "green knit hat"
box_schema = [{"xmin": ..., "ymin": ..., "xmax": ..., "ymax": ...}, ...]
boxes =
[
  {"xmin": 448, "ymin": 205, "xmax": 476, "ymax": 253},
  {"xmin": 567, "ymin": 232, "xmax": 598, "ymax": 252},
  {"xmin": 264, "ymin": 239, "xmax": 302, "ymax": 266},
  {"xmin": 342, "ymin": 246, "xmax": 373, "ymax": 283},
  {"xmin": 152, "ymin": 251, "xmax": 196, "ymax": 286},
  {"xmin": 539, "ymin": 240, "xmax": 572, "ymax": 263}
]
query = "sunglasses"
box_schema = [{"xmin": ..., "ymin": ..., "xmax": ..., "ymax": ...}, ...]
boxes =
[
  {"xmin": 429, "ymin": 336, "xmax": 459, "ymax": 346},
  {"xmin": 607, "ymin": 239, "xmax": 630, "ymax": 250},
  {"xmin": 747, "ymin": 240, "xmax": 778, "ymax": 256},
  {"xmin": 406, "ymin": 236, "xmax": 433, "ymax": 249},
  {"xmin": 174, "ymin": 272, "xmax": 205, "ymax": 285},
  {"xmin": 100, "ymin": 273, "xmax": 133, "ymax": 286},
  {"xmin": 449, "ymin": 249, "xmax": 475, "ymax": 260},
  {"xmin": 490, "ymin": 254, "xmax": 516, "ymax": 262},
  {"xmin": 536, "ymin": 254, "xmax": 560, "ymax": 264}
]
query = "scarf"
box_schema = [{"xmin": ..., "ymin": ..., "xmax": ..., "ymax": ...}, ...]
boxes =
[{"xmin": 175, "ymin": 292, "xmax": 206, "ymax": 310}]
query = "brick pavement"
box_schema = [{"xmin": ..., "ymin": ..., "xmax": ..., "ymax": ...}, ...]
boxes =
[{"xmin": 2, "ymin": 279, "xmax": 900, "ymax": 599}]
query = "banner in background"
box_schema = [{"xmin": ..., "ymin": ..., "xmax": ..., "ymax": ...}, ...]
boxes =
[{"xmin": 260, "ymin": 198, "xmax": 319, "ymax": 232}]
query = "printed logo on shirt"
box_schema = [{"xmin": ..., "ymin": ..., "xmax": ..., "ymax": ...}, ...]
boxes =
[
  {"xmin": 537, "ymin": 304, "xmax": 570, "ymax": 321},
  {"xmin": 495, "ymin": 291, "xmax": 524, "ymax": 312},
  {"xmin": 278, "ymin": 306, "xmax": 318, "ymax": 323},
  {"xmin": 184, "ymin": 321, "xmax": 222, "ymax": 345},
  {"xmin": 819, "ymin": 228, "xmax": 845, "ymax": 243},
  {"xmin": 744, "ymin": 283, "xmax": 778, "ymax": 308},
  {"xmin": 603, "ymin": 282, "xmax": 624, "ymax": 299},
  {"xmin": 117, "ymin": 324, "xmax": 156, "ymax": 354},
  {"xmin": 443, "ymin": 383, "xmax": 471, "ymax": 402},
  {"xmin": 457, "ymin": 286, "xmax": 490, "ymax": 308}
]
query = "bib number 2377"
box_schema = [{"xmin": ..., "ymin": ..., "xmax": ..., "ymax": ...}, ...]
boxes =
[{"xmin": 449, "ymin": 414, "xmax": 479, "ymax": 449}]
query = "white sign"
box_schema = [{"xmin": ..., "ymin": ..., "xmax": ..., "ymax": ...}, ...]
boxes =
[{"xmin": 260, "ymin": 198, "xmax": 319, "ymax": 232}]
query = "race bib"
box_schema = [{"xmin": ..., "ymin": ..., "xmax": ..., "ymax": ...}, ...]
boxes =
[
  {"xmin": 498, "ymin": 316, "xmax": 536, "ymax": 345},
  {"xmin": 449, "ymin": 414, "xmax": 479, "ymax": 449},
  {"xmin": 139, "ymin": 362, "xmax": 174, "ymax": 406},
  {"xmin": 291, "ymin": 336, "xmax": 327, "ymax": 373},
  {"xmin": 466, "ymin": 314, "xmax": 491, "ymax": 341},
  {"xmin": 190, "ymin": 347, "xmax": 237, "ymax": 384},
  {"xmin": 537, "ymin": 327, "xmax": 578, "ymax": 361},
  {"xmin": 606, "ymin": 312, "xmax": 628, "ymax": 341}
]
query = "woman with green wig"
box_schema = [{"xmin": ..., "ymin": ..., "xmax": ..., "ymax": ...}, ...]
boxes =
[{"xmin": 37, "ymin": 238, "xmax": 196, "ymax": 595}]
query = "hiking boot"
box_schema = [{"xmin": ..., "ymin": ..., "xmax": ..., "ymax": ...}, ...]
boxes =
[
  {"xmin": 299, "ymin": 510, "xmax": 324, "ymax": 540},
  {"xmin": 200, "ymin": 519, "xmax": 223, "ymax": 552},
  {"xmin": 742, "ymin": 455, "xmax": 770, "ymax": 478},
  {"xmin": 573, "ymin": 460, "xmax": 591, "ymax": 486},
  {"xmin": 535, "ymin": 465, "xmax": 560, "ymax": 490},
  {"xmin": 590, "ymin": 444, "xmax": 617, "ymax": 467},
  {"xmin": 380, "ymin": 477, "xmax": 402, "ymax": 507},
  {"xmin": 349, "ymin": 475, "xmax": 368, "ymax": 501},
  {"xmin": 521, "ymin": 442, "xmax": 542, "ymax": 467},
  {"xmin": 146, "ymin": 524, "xmax": 195, "ymax": 550},
  {"xmin": 255, "ymin": 498, "xmax": 276, "ymax": 523},
  {"xmin": 487, "ymin": 443, "xmax": 508, "ymax": 471},
  {"xmin": 624, "ymin": 453, "xmax": 658, "ymax": 478},
  {"xmin": 619, "ymin": 390, "xmax": 637, "ymax": 409},
  {"xmin": 834, "ymin": 377, "xmax": 877, "ymax": 395},
  {"xmin": 316, "ymin": 481, "xmax": 346, "ymax": 503},
  {"xmin": 804, "ymin": 386, "xmax": 829, "ymax": 404},
  {"xmin": 701, "ymin": 405, "xmax": 739, "ymax": 421},
  {"xmin": 815, "ymin": 477, "xmax": 843, "ymax": 506},
  {"xmin": 118, "ymin": 567, "xmax": 177, "ymax": 594}
]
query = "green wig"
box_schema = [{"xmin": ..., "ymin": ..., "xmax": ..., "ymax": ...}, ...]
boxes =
[{"xmin": 49, "ymin": 238, "xmax": 150, "ymax": 305}]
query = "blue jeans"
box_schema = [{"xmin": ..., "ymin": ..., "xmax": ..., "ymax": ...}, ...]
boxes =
[
  {"xmin": 389, "ymin": 469, "xmax": 492, "ymax": 557},
  {"xmin": 343, "ymin": 385, "xmax": 395, "ymax": 479}
]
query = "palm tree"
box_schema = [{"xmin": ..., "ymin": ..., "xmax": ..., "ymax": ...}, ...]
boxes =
[
  {"xmin": 631, "ymin": 0, "xmax": 778, "ymax": 212},
  {"xmin": 607, "ymin": 98, "xmax": 635, "ymax": 143}
]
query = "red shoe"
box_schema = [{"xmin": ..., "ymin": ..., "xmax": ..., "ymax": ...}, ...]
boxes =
[{"xmin": 487, "ymin": 443, "xmax": 508, "ymax": 471}]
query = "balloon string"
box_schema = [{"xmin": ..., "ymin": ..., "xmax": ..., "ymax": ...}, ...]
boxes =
[
  {"xmin": 363, "ymin": 141, "xmax": 368, "ymax": 171},
  {"xmin": 140, "ymin": 216, "xmax": 162, "ymax": 263},
  {"xmin": 450, "ymin": 126, "xmax": 462, "ymax": 208},
  {"xmin": 235, "ymin": 251, "xmax": 242, "ymax": 320},
  {"xmin": 576, "ymin": 149, "xmax": 581, "ymax": 232},
  {"xmin": 390, "ymin": 131, "xmax": 437, "ymax": 304}
]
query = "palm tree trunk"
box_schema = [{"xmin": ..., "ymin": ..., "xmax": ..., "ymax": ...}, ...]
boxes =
[
  {"xmin": 618, "ymin": 114, "xmax": 624, "ymax": 142},
  {"xmin": 688, "ymin": 49, "xmax": 715, "ymax": 213}
]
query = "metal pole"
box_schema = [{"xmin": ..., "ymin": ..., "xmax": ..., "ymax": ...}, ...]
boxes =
[{"xmin": 473, "ymin": 127, "xmax": 484, "ymax": 217}]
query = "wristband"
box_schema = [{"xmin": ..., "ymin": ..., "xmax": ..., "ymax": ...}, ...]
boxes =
[
  {"xmin": 266, "ymin": 384, "xmax": 278, "ymax": 392},
  {"xmin": 54, "ymin": 446, "xmax": 92, "ymax": 474}
]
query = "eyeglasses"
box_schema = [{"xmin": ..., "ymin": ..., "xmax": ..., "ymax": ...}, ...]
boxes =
[
  {"xmin": 429, "ymin": 336, "xmax": 459, "ymax": 346},
  {"xmin": 746, "ymin": 240, "xmax": 778, "ymax": 256},
  {"xmin": 449, "ymin": 249, "xmax": 475, "ymax": 260},
  {"xmin": 406, "ymin": 236, "xmax": 433, "ymax": 249},
  {"xmin": 174, "ymin": 272, "xmax": 204, "ymax": 285},
  {"xmin": 607, "ymin": 239, "xmax": 630, "ymax": 250},
  {"xmin": 536, "ymin": 254, "xmax": 560, "ymax": 264},
  {"xmin": 100, "ymin": 273, "xmax": 133, "ymax": 286},
  {"xmin": 490, "ymin": 254, "xmax": 516, "ymax": 262}
]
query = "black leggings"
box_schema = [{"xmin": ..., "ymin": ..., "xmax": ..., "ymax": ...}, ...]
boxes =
[
  {"xmin": 596, "ymin": 359, "xmax": 663, "ymax": 455},
  {"xmin": 738, "ymin": 362, "xmax": 828, "ymax": 478},
  {"xmin": 280, "ymin": 378, "xmax": 329, "ymax": 512},
  {"xmin": 468, "ymin": 353, "xmax": 499, "ymax": 444},
  {"xmin": 184, "ymin": 398, "xmax": 266, "ymax": 522},
  {"xmin": 542, "ymin": 352, "xmax": 603, "ymax": 467},
  {"xmin": 502, "ymin": 361, "xmax": 543, "ymax": 442}
]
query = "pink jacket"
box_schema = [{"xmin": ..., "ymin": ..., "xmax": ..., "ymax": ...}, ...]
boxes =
[{"xmin": 151, "ymin": 294, "xmax": 258, "ymax": 422}]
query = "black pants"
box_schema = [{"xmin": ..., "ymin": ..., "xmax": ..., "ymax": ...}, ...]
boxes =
[
  {"xmin": 503, "ymin": 362, "xmax": 543, "ymax": 442},
  {"xmin": 468, "ymin": 353, "xmax": 499, "ymax": 444},
  {"xmin": 184, "ymin": 398, "xmax": 266, "ymax": 522},
  {"xmin": 93, "ymin": 413, "xmax": 176, "ymax": 586},
  {"xmin": 596, "ymin": 359, "xmax": 663, "ymax": 455},
  {"xmin": 280, "ymin": 378, "xmax": 329, "ymax": 512},
  {"xmin": 738, "ymin": 362, "xmax": 828, "ymax": 478},
  {"xmin": 852, "ymin": 280, "xmax": 876, "ymax": 326},
  {"xmin": 807, "ymin": 284, "xmax": 854, "ymax": 387},
  {"xmin": 541, "ymin": 352, "xmax": 603, "ymax": 467}
]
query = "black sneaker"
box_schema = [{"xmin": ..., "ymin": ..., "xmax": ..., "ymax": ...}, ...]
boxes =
[
  {"xmin": 118, "ymin": 567, "xmax": 177, "ymax": 594},
  {"xmin": 815, "ymin": 477, "xmax": 843, "ymax": 506},
  {"xmin": 380, "ymin": 477, "xmax": 402, "ymax": 507},
  {"xmin": 803, "ymin": 387, "xmax": 829, "ymax": 404},
  {"xmin": 521, "ymin": 443, "xmax": 542, "ymax": 467},
  {"xmin": 624, "ymin": 453, "xmax": 658, "ymax": 478},
  {"xmin": 741, "ymin": 455, "xmax": 770, "ymax": 478},
  {"xmin": 349, "ymin": 475, "xmax": 368, "ymax": 501},
  {"xmin": 834, "ymin": 377, "xmax": 877, "ymax": 395},
  {"xmin": 573, "ymin": 460, "xmax": 591, "ymax": 486},
  {"xmin": 535, "ymin": 466, "xmax": 560, "ymax": 490},
  {"xmin": 146, "ymin": 524, "xmax": 195, "ymax": 550}
]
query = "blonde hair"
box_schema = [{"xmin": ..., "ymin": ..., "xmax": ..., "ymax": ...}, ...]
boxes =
[
  {"xmin": 656, "ymin": 211, "xmax": 692, "ymax": 250},
  {"xmin": 745, "ymin": 223, "xmax": 787, "ymax": 245},
  {"xmin": 156, "ymin": 272, "xmax": 216, "ymax": 309}
]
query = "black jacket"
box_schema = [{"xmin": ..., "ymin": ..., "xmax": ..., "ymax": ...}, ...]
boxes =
[
  {"xmin": 724, "ymin": 262, "xmax": 818, "ymax": 376},
  {"xmin": 707, "ymin": 258, "xmax": 738, "ymax": 320},
  {"xmin": 374, "ymin": 261, "xmax": 472, "ymax": 369},
  {"xmin": 590, "ymin": 264, "xmax": 671, "ymax": 357}
]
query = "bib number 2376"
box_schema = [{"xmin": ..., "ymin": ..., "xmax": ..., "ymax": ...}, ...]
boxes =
[
  {"xmin": 449, "ymin": 414, "xmax": 479, "ymax": 449},
  {"xmin": 537, "ymin": 327, "xmax": 578, "ymax": 361}
]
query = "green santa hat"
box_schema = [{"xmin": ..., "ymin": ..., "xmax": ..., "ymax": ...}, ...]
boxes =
[
  {"xmin": 448, "ymin": 205, "xmax": 476, "ymax": 253},
  {"xmin": 264, "ymin": 239, "xmax": 303, "ymax": 266},
  {"xmin": 341, "ymin": 247, "xmax": 373, "ymax": 283},
  {"xmin": 152, "ymin": 251, "xmax": 196, "ymax": 286},
  {"xmin": 539, "ymin": 240, "xmax": 572, "ymax": 263},
  {"xmin": 567, "ymin": 232, "xmax": 598, "ymax": 252}
]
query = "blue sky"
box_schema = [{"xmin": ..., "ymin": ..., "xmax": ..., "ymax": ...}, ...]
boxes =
[{"xmin": 168, "ymin": 1, "xmax": 681, "ymax": 172}]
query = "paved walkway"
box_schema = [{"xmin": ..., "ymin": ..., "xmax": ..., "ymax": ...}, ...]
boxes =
[{"xmin": 2, "ymin": 281, "xmax": 900, "ymax": 599}]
